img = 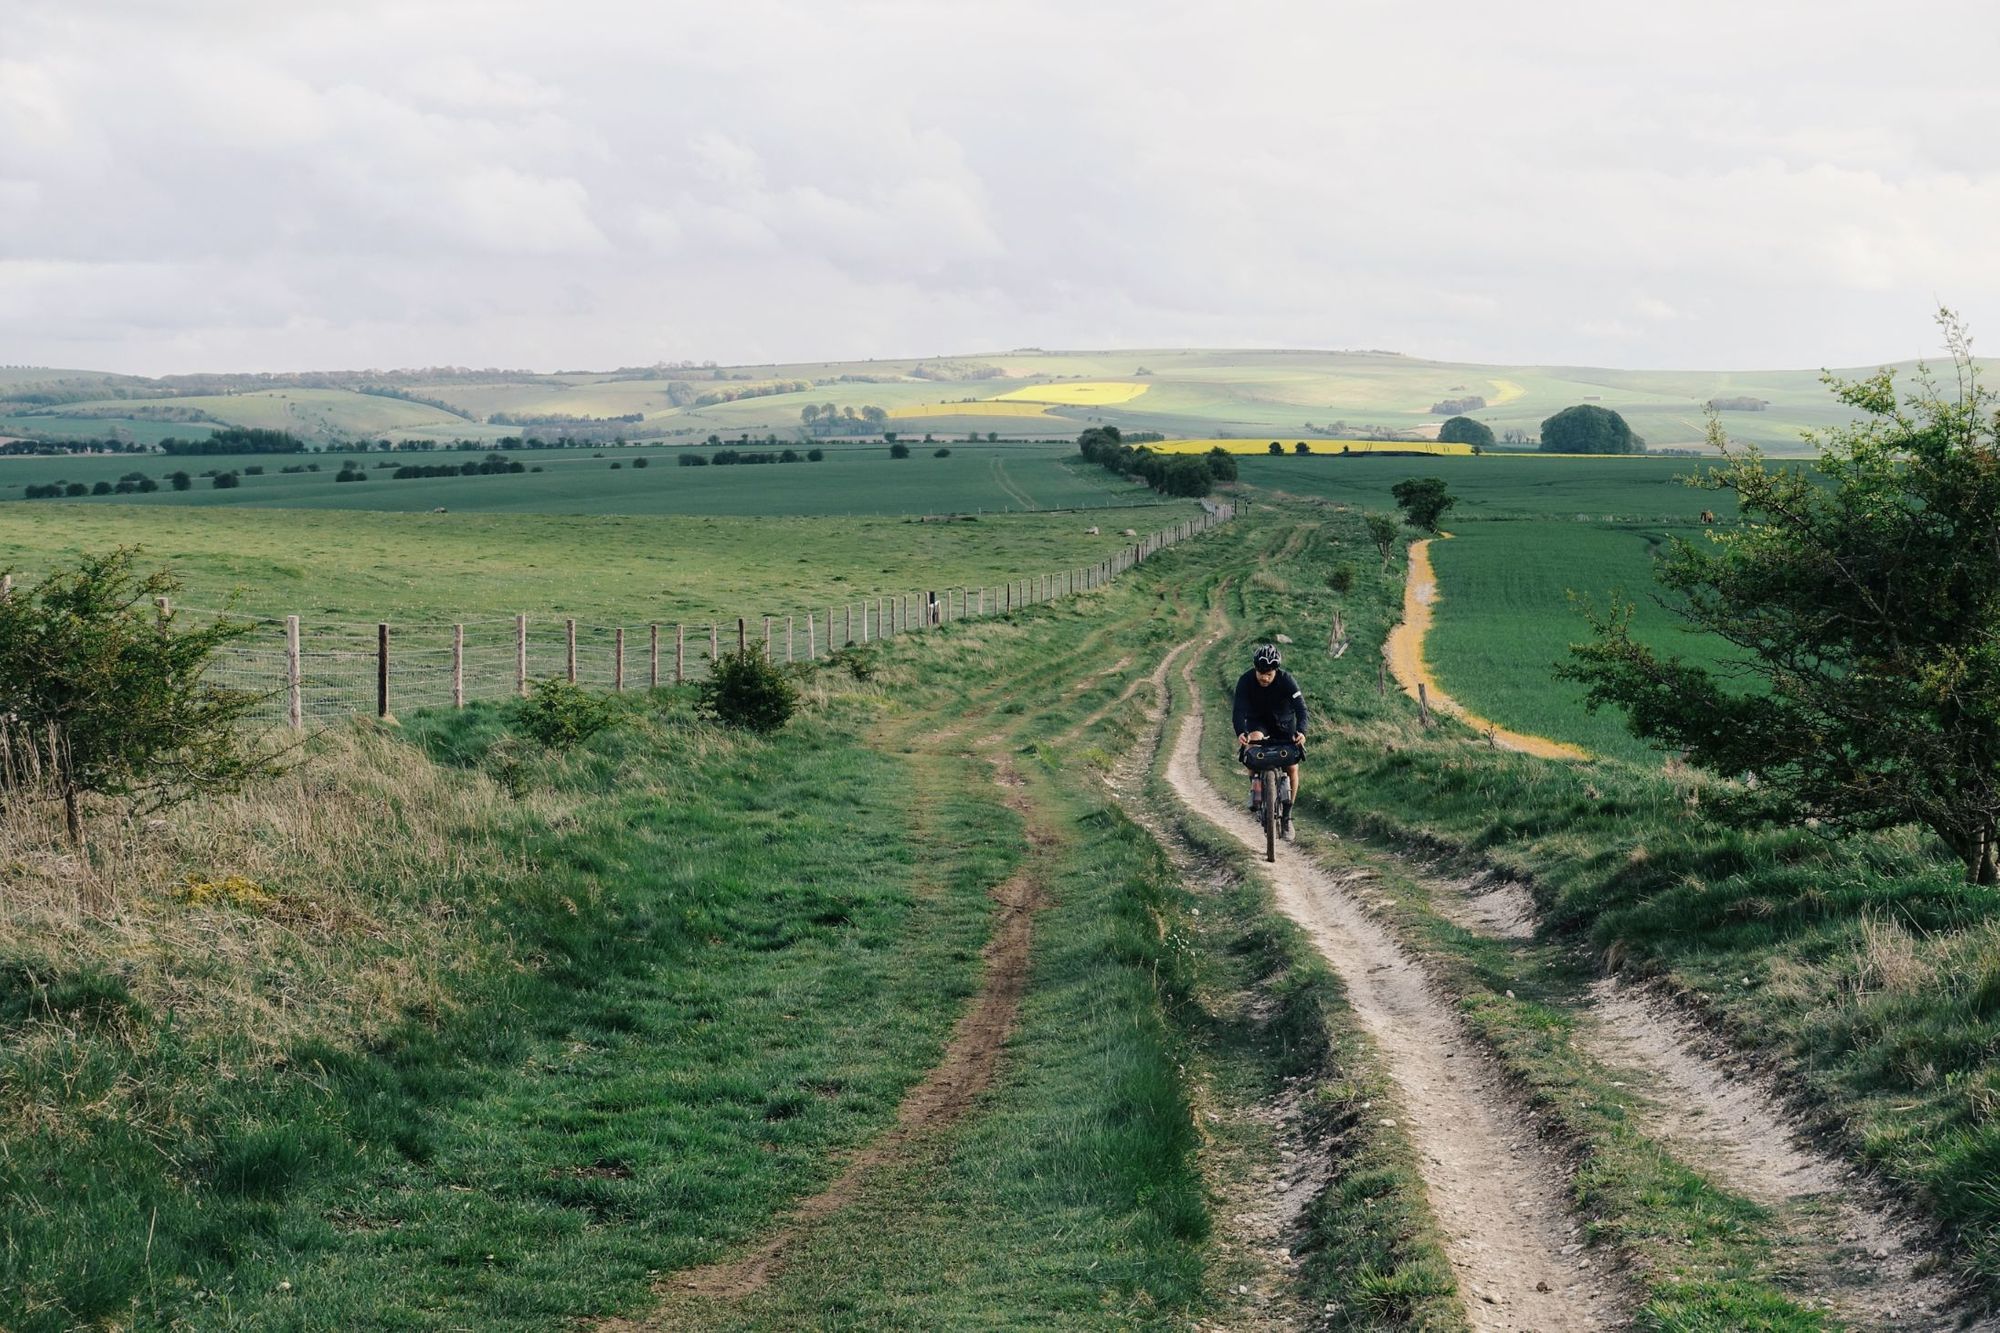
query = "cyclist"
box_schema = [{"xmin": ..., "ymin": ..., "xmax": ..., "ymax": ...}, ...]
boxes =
[{"xmin": 1234, "ymin": 643, "xmax": 1308, "ymax": 835}]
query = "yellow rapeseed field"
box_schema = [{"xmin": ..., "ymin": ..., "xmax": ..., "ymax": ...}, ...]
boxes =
[
  {"xmin": 1146, "ymin": 438, "xmax": 1476, "ymax": 456},
  {"xmin": 989, "ymin": 381, "xmax": 1152, "ymax": 406},
  {"xmin": 886, "ymin": 401, "xmax": 1052, "ymax": 419}
]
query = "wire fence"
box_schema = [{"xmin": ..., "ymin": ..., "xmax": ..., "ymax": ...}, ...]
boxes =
[{"xmin": 160, "ymin": 502, "xmax": 1237, "ymax": 726}]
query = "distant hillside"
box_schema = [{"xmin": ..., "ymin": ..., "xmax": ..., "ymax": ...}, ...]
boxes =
[{"xmin": 5, "ymin": 348, "xmax": 1984, "ymax": 455}]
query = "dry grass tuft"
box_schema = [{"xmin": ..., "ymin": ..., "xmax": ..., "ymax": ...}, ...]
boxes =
[{"xmin": 0, "ymin": 722, "xmax": 533, "ymax": 1053}]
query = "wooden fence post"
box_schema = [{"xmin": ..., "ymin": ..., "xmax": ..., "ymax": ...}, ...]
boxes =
[
  {"xmin": 453, "ymin": 624, "xmax": 465, "ymax": 707},
  {"xmin": 845, "ymin": 604, "xmax": 852, "ymax": 645},
  {"xmin": 786, "ymin": 615, "xmax": 794, "ymax": 662},
  {"xmin": 807, "ymin": 612, "xmax": 816, "ymax": 659},
  {"xmin": 0, "ymin": 574, "xmax": 10, "ymax": 600},
  {"xmin": 614, "ymin": 627, "xmax": 625, "ymax": 692},
  {"xmin": 738, "ymin": 617, "xmax": 747, "ymax": 656},
  {"xmin": 676, "ymin": 624, "xmax": 685, "ymax": 684},
  {"xmin": 1417, "ymin": 681, "xmax": 1434, "ymax": 728},
  {"xmin": 763, "ymin": 616, "xmax": 772, "ymax": 658},
  {"xmin": 516, "ymin": 614, "xmax": 528, "ymax": 696},
  {"xmin": 650, "ymin": 624, "xmax": 660, "ymax": 688},
  {"xmin": 377, "ymin": 622, "xmax": 391, "ymax": 720},
  {"xmin": 285, "ymin": 615, "xmax": 302, "ymax": 731},
  {"xmin": 155, "ymin": 595, "xmax": 172, "ymax": 625},
  {"xmin": 565, "ymin": 619, "xmax": 577, "ymax": 684},
  {"xmin": 710, "ymin": 622, "xmax": 718, "ymax": 668}
]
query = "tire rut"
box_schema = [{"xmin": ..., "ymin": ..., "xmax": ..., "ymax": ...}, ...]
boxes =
[{"xmin": 1161, "ymin": 636, "xmax": 1625, "ymax": 1331}]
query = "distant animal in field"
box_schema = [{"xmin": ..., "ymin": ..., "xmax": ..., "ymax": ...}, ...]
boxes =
[
  {"xmin": 1122, "ymin": 528, "xmax": 1137, "ymax": 537},
  {"xmin": 1700, "ymin": 509, "xmax": 1715, "ymax": 524},
  {"xmin": 431, "ymin": 507, "xmax": 448, "ymax": 514},
  {"xmin": 1086, "ymin": 526, "xmax": 1099, "ymax": 534}
]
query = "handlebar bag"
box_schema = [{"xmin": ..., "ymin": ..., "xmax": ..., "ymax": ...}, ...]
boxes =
[{"xmin": 1240, "ymin": 740, "xmax": 1304, "ymax": 769}]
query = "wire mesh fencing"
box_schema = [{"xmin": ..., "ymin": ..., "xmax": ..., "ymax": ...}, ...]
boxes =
[{"xmin": 172, "ymin": 503, "xmax": 1234, "ymax": 726}]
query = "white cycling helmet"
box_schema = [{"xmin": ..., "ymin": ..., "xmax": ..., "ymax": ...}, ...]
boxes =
[{"xmin": 1252, "ymin": 644, "xmax": 1282, "ymax": 670}]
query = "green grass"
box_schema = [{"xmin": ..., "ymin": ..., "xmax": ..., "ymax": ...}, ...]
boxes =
[
  {"xmin": 1232, "ymin": 453, "xmax": 1744, "ymax": 521},
  {"xmin": 0, "ymin": 693, "xmax": 1001, "ymax": 1331},
  {"xmin": 0, "ymin": 502, "xmax": 1190, "ymax": 622},
  {"xmin": 1423, "ymin": 522, "xmax": 1747, "ymax": 761},
  {"xmin": 1229, "ymin": 502, "xmax": 2000, "ymax": 1309},
  {"xmin": 0, "ymin": 441, "xmax": 1152, "ymax": 516}
]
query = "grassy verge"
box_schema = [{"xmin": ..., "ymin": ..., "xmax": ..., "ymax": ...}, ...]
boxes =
[
  {"xmin": 1224, "ymin": 499, "xmax": 2000, "ymax": 1311},
  {"xmin": 2, "ymin": 689, "xmax": 1003, "ymax": 1330}
]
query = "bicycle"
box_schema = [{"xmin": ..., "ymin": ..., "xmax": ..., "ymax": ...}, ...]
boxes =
[{"xmin": 1240, "ymin": 738, "xmax": 1302, "ymax": 862}]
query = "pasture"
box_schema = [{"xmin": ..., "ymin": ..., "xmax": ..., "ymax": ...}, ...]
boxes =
[
  {"xmin": 0, "ymin": 503, "xmax": 1181, "ymax": 622},
  {"xmin": 0, "ymin": 440, "xmax": 1152, "ymax": 517},
  {"xmin": 1150, "ymin": 437, "xmax": 1472, "ymax": 456}
]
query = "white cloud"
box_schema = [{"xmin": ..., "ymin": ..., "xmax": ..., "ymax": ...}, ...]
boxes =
[{"xmin": 0, "ymin": 0, "xmax": 1997, "ymax": 373}]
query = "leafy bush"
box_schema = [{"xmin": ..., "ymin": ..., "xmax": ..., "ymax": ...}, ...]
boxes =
[
  {"xmin": 1437, "ymin": 415, "xmax": 1494, "ymax": 448},
  {"xmin": 1328, "ymin": 563, "xmax": 1356, "ymax": 594},
  {"xmin": 698, "ymin": 650, "xmax": 798, "ymax": 733},
  {"xmin": 632, "ymin": 456, "xmax": 649, "ymax": 468},
  {"xmin": 0, "ymin": 550, "xmax": 276, "ymax": 844},
  {"xmin": 934, "ymin": 447, "xmax": 951, "ymax": 457},
  {"xmin": 889, "ymin": 442, "xmax": 911, "ymax": 459},
  {"xmin": 512, "ymin": 677, "xmax": 616, "ymax": 750}
]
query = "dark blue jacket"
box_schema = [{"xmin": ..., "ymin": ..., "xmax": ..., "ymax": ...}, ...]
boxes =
[{"xmin": 1233, "ymin": 668, "xmax": 1309, "ymax": 739}]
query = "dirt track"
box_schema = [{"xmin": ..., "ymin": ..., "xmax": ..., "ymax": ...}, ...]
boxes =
[
  {"xmin": 1382, "ymin": 537, "xmax": 1591, "ymax": 761},
  {"xmin": 1161, "ymin": 640, "xmax": 1624, "ymax": 1330}
]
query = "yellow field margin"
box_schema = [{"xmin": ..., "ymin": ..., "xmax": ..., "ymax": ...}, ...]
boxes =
[
  {"xmin": 887, "ymin": 401, "xmax": 1052, "ymax": 419},
  {"xmin": 1383, "ymin": 536, "xmax": 1592, "ymax": 761},
  {"xmin": 1488, "ymin": 378, "xmax": 1527, "ymax": 405},
  {"xmin": 989, "ymin": 381, "xmax": 1151, "ymax": 407},
  {"xmin": 1146, "ymin": 438, "xmax": 1476, "ymax": 457}
]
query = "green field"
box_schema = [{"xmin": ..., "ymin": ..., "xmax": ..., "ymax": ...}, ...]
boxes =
[
  {"xmin": 7, "ymin": 347, "xmax": 1978, "ymax": 454},
  {"xmin": 1421, "ymin": 522, "xmax": 1746, "ymax": 761},
  {"xmin": 1233, "ymin": 453, "xmax": 1745, "ymax": 522},
  {"xmin": 0, "ymin": 441, "xmax": 1152, "ymax": 517},
  {"xmin": 0, "ymin": 503, "xmax": 1184, "ymax": 622}
]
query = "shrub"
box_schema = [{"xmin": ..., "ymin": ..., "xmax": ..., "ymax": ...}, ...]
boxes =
[
  {"xmin": 632, "ymin": 456, "xmax": 649, "ymax": 468},
  {"xmin": 934, "ymin": 447, "xmax": 952, "ymax": 457},
  {"xmin": 1328, "ymin": 563, "xmax": 1356, "ymax": 594},
  {"xmin": 91, "ymin": 481, "xmax": 111, "ymax": 496},
  {"xmin": 169, "ymin": 471, "xmax": 191, "ymax": 491},
  {"xmin": 1268, "ymin": 441, "xmax": 1283, "ymax": 455},
  {"xmin": 889, "ymin": 442, "xmax": 911, "ymax": 459},
  {"xmin": 698, "ymin": 650, "xmax": 798, "ymax": 733},
  {"xmin": 1205, "ymin": 447, "xmax": 1238, "ymax": 482},
  {"xmin": 806, "ymin": 447, "xmax": 824, "ymax": 462},
  {"xmin": 0, "ymin": 550, "xmax": 276, "ymax": 845},
  {"xmin": 212, "ymin": 472, "xmax": 240, "ymax": 490},
  {"xmin": 65, "ymin": 483, "xmax": 87, "ymax": 497},
  {"xmin": 1390, "ymin": 477, "xmax": 1455, "ymax": 532},
  {"xmin": 512, "ymin": 677, "xmax": 616, "ymax": 751}
]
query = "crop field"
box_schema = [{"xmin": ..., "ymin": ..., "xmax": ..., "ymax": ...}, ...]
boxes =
[
  {"xmin": 6, "ymin": 347, "xmax": 1968, "ymax": 453},
  {"xmin": 1420, "ymin": 522, "xmax": 1743, "ymax": 761},
  {"xmin": 1150, "ymin": 437, "xmax": 1473, "ymax": 456},
  {"xmin": 989, "ymin": 380, "xmax": 1151, "ymax": 406},
  {"xmin": 1232, "ymin": 452, "xmax": 1743, "ymax": 522},
  {"xmin": 0, "ymin": 441, "xmax": 1153, "ymax": 517}
]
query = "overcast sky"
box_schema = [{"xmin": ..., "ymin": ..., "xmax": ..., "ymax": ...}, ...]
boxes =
[{"xmin": 4, "ymin": 0, "xmax": 1997, "ymax": 376}]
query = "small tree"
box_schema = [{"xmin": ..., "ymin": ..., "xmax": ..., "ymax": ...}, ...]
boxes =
[
  {"xmin": 513, "ymin": 677, "xmax": 616, "ymax": 750},
  {"xmin": 1268, "ymin": 441, "xmax": 1283, "ymax": 455},
  {"xmin": 1438, "ymin": 415, "xmax": 1495, "ymax": 449},
  {"xmin": 889, "ymin": 442, "xmax": 911, "ymax": 459},
  {"xmin": 934, "ymin": 447, "xmax": 952, "ymax": 457},
  {"xmin": 1205, "ymin": 447, "xmax": 1238, "ymax": 482},
  {"xmin": 0, "ymin": 550, "xmax": 276, "ymax": 846},
  {"xmin": 169, "ymin": 471, "xmax": 191, "ymax": 491},
  {"xmin": 1364, "ymin": 512, "xmax": 1402, "ymax": 569},
  {"xmin": 698, "ymin": 649, "xmax": 798, "ymax": 733},
  {"xmin": 1563, "ymin": 312, "xmax": 2000, "ymax": 884},
  {"xmin": 1293, "ymin": 441, "xmax": 1311, "ymax": 455},
  {"xmin": 1389, "ymin": 477, "xmax": 1455, "ymax": 532}
]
